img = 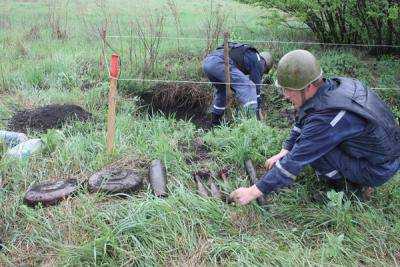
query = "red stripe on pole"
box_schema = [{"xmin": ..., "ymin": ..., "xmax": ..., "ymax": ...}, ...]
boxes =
[{"xmin": 109, "ymin": 53, "xmax": 120, "ymax": 79}]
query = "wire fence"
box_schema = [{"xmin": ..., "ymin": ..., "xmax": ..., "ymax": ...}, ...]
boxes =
[
  {"xmin": 106, "ymin": 35, "xmax": 400, "ymax": 48},
  {"xmin": 105, "ymin": 61, "xmax": 400, "ymax": 92},
  {"xmin": 103, "ymin": 35, "xmax": 400, "ymax": 92},
  {"xmin": 112, "ymin": 77, "xmax": 400, "ymax": 91}
]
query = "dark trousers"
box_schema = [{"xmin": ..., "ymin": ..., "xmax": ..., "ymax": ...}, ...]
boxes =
[
  {"xmin": 203, "ymin": 52, "xmax": 258, "ymax": 115},
  {"xmin": 311, "ymin": 147, "xmax": 399, "ymax": 187}
]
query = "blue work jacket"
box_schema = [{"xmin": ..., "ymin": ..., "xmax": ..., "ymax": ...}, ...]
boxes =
[{"xmin": 256, "ymin": 80, "xmax": 400, "ymax": 194}]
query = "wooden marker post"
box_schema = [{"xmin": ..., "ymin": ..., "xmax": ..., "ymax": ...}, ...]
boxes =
[
  {"xmin": 223, "ymin": 32, "xmax": 232, "ymax": 111},
  {"xmin": 106, "ymin": 53, "xmax": 120, "ymax": 154}
]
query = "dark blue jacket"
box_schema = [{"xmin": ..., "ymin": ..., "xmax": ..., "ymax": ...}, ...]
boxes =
[
  {"xmin": 242, "ymin": 50, "xmax": 266, "ymax": 93},
  {"xmin": 256, "ymin": 79, "xmax": 400, "ymax": 194},
  {"xmin": 212, "ymin": 44, "xmax": 266, "ymax": 93}
]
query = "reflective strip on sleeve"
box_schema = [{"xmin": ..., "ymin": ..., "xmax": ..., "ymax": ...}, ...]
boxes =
[
  {"xmin": 256, "ymin": 54, "xmax": 261, "ymax": 61},
  {"xmin": 213, "ymin": 105, "xmax": 226, "ymax": 110},
  {"xmin": 276, "ymin": 160, "xmax": 297, "ymax": 180},
  {"xmin": 243, "ymin": 100, "xmax": 258, "ymax": 107},
  {"xmin": 330, "ymin": 110, "xmax": 346, "ymax": 127},
  {"xmin": 293, "ymin": 126, "xmax": 301, "ymax": 133},
  {"xmin": 325, "ymin": 170, "xmax": 338, "ymax": 178}
]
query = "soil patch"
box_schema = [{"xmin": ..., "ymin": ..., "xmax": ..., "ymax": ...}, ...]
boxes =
[
  {"xmin": 8, "ymin": 104, "xmax": 92, "ymax": 133},
  {"xmin": 184, "ymin": 137, "xmax": 212, "ymax": 165},
  {"xmin": 140, "ymin": 84, "xmax": 212, "ymax": 129}
]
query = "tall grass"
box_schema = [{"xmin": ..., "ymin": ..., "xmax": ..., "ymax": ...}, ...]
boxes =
[{"xmin": 0, "ymin": 0, "xmax": 399, "ymax": 266}]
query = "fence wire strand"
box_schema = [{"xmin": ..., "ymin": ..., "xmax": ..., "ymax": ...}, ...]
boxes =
[
  {"xmin": 112, "ymin": 77, "xmax": 400, "ymax": 91},
  {"xmin": 106, "ymin": 35, "xmax": 400, "ymax": 48},
  {"xmin": 103, "ymin": 38, "xmax": 400, "ymax": 92}
]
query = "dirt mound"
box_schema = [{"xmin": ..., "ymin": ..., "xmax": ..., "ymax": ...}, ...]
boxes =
[
  {"xmin": 140, "ymin": 84, "xmax": 212, "ymax": 129},
  {"xmin": 8, "ymin": 104, "xmax": 92, "ymax": 133}
]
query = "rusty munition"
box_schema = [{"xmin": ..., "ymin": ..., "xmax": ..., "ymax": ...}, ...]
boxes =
[
  {"xmin": 244, "ymin": 159, "xmax": 267, "ymax": 206},
  {"xmin": 209, "ymin": 179, "xmax": 222, "ymax": 199},
  {"xmin": 149, "ymin": 159, "xmax": 167, "ymax": 197},
  {"xmin": 193, "ymin": 171, "xmax": 210, "ymax": 197}
]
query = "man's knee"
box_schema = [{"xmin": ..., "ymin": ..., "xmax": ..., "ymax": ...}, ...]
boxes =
[
  {"xmin": 243, "ymin": 101, "xmax": 258, "ymax": 113},
  {"xmin": 234, "ymin": 81, "xmax": 257, "ymax": 109},
  {"xmin": 311, "ymin": 155, "xmax": 344, "ymax": 181},
  {"xmin": 312, "ymin": 152, "xmax": 369, "ymax": 186}
]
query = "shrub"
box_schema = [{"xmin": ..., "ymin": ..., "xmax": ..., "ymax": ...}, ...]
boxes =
[{"xmin": 239, "ymin": 0, "xmax": 400, "ymax": 54}]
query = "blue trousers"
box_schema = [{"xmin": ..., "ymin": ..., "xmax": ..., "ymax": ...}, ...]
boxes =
[
  {"xmin": 311, "ymin": 147, "xmax": 399, "ymax": 187},
  {"xmin": 203, "ymin": 52, "xmax": 258, "ymax": 115}
]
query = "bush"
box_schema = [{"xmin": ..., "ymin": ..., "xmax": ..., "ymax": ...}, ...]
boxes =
[{"xmin": 240, "ymin": 0, "xmax": 400, "ymax": 54}]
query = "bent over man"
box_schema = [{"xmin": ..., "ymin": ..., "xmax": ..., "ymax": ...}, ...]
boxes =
[
  {"xmin": 230, "ymin": 49, "xmax": 400, "ymax": 204},
  {"xmin": 202, "ymin": 43, "xmax": 273, "ymax": 126}
]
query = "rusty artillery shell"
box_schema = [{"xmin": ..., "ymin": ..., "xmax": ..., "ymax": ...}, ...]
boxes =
[
  {"xmin": 197, "ymin": 179, "xmax": 210, "ymax": 197},
  {"xmin": 193, "ymin": 172, "xmax": 210, "ymax": 197},
  {"xmin": 244, "ymin": 159, "xmax": 267, "ymax": 206},
  {"xmin": 209, "ymin": 180, "xmax": 222, "ymax": 199},
  {"xmin": 244, "ymin": 160, "xmax": 257, "ymax": 184},
  {"xmin": 149, "ymin": 159, "xmax": 167, "ymax": 197}
]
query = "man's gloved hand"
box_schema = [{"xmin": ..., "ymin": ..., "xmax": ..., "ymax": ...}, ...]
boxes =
[{"xmin": 229, "ymin": 185, "xmax": 263, "ymax": 205}]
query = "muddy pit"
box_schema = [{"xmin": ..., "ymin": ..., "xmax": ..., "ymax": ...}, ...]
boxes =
[
  {"xmin": 139, "ymin": 84, "xmax": 298, "ymax": 129},
  {"xmin": 8, "ymin": 104, "xmax": 92, "ymax": 133},
  {"xmin": 140, "ymin": 84, "xmax": 212, "ymax": 129}
]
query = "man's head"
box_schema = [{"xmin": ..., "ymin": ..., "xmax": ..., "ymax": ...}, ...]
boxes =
[
  {"xmin": 260, "ymin": 51, "xmax": 273, "ymax": 74},
  {"xmin": 275, "ymin": 49, "xmax": 323, "ymax": 108}
]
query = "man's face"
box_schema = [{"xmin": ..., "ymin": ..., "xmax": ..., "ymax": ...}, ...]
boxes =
[{"xmin": 282, "ymin": 88, "xmax": 305, "ymax": 109}]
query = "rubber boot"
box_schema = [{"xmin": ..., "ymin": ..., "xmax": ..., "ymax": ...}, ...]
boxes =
[
  {"xmin": 256, "ymin": 109, "xmax": 263, "ymax": 121},
  {"xmin": 318, "ymin": 179, "xmax": 374, "ymax": 202},
  {"xmin": 211, "ymin": 113, "xmax": 223, "ymax": 127}
]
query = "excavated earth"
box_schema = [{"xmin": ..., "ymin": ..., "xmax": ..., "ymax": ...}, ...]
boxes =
[
  {"xmin": 140, "ymin": 84, "xmax": 212, "ymax": 129},
  {"xmin": 8, "ymin": 104, "xmax": 92, "ymax": 133}
]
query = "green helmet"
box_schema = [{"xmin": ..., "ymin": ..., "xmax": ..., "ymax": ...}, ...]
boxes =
[
  {"xmin": 275, "ymin": 49, "xmax": 322, "ymax": 90},
  {"xmin": 260, "ymin": 51, "xmax": 273, "ymax": 73}
]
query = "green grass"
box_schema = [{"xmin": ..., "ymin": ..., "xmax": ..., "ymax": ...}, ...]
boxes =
[{"xmin": 0, "ymin": 0, "xmax": 399, "ymax": 266}]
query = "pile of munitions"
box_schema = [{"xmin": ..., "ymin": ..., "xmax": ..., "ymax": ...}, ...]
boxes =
[
  {"xmin": 193, "ymin": 170, "xmax": 223, "ymax": 199},
  {"xmin": 22, "ymin": 158, "xmax": 266, "ymax": 207},
  {"xmin": 23, "ymin": 159, "xmax": 167, "ymax": 207},
  {"xmin": 192, "ymin": 160, "xmax": 266, "ymax": 205}
]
